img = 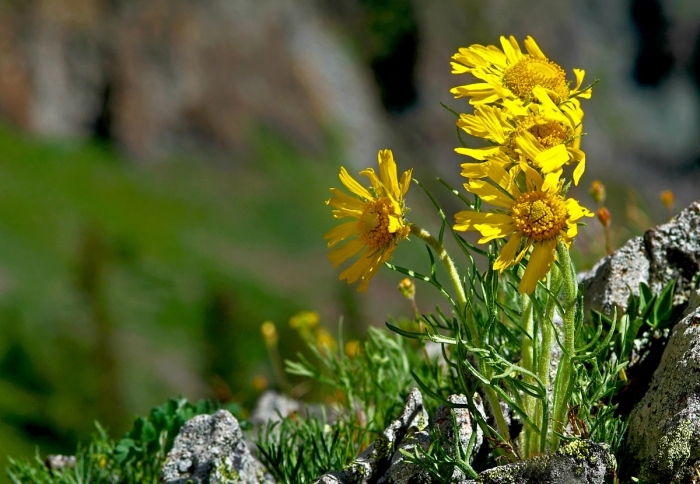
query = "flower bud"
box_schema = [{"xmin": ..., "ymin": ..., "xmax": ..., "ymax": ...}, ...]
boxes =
[
  {"xmin": 260, "ymin": 321, "xmax": 278, "ymax": 347},
  {"xmin": 589, "ymin": 180, "xmax": 606, "ymax": 205},
  {"xmin": 345, "ymin": 340, "xmax": 361, "ymax": 358},
  {"xmin": 252, "ymin": 374, "xmax": 268, "ymax": 392},
  {"xmin": 289, "ymin": 310, "xmax": 320, "ymax": 329},
  {"xmin": 660, "ymin": 190, "xmax": 675, "ymax": 210},
  {"xmin": 398, "ymin": 278, "xmax": 416, "ymax": 300},
  {"xmin": 597, "ymin": 207, "xmax": 611, "ymax": 228}
]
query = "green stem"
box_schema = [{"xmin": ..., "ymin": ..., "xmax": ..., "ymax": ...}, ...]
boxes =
[
  {"xmin": 519, "ymin": 294, "xmax": 535, "ymax": 456},
  {"xmin": 551, "ymin": 242, "xmax": 577, "ymax": 450},
  {"xmin": 409, "ymin": 224, "xmax": 476, "ymax": 342},
  {"xmin": 409, "ymin": 224, "xmax": 511, "ymax": 445},
  {"xmin": 532, "ymin": 264, "xmax": 562, "ymax": 454}
]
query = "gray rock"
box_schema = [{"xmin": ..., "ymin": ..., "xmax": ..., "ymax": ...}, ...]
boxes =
[
  {"xmin": 315, "ymin": 388, "xmax": 428, "ymax": 484},
  {"xmin": 377, "ymin": 429, "xmax": 431, "ymax": 484},
  {"xmin": 644, "ymin": 201, "xmax": 700, "ymax": 302},
  {"xmin": 161, "ymin": 409, "xmax": 273, "ymax": 484},
  {"xmin": 578, "ymin": 236, "xmax": 649, "ymax": 319},
  {"xmin": 433, "ymin": 394, "xmax": 484, "ymax": 468},
  {"xmin": 626, "ymin": 295, "xmax": 700, "ymax": 482},
  {"xmin": 44, "ymin": 455, "xmax": 76, "ymax": 471},
  {"xmin": 475, "ymin": 440, "xmax": 616, "ymax": 484},
  {"xmin": 250, "ymin": 390, "xmax": 303, "ymax": 427}
]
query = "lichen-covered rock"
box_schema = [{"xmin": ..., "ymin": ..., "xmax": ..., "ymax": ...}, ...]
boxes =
[
  {"xmin": 44, "ymin": 455, "xmax": 76, "ymax": 471},
  {"xmin": 315, "ymin": 388, "xmax": 428, "ymax": 484},
  {"xmin": 475, "ymin": 440, "xmax": 616, "ymax": 484},
  {"xmin": 377, "ymin": 429, "xmax": 431, "ymax": 484},
  {"xmin": 433, "ymin": 394, "xmax": 484, "ymax": 460},
  {"xmin": 626, "ymin": 297, "xmax": 700, "ymax": 482},
  {"xmin": 161, "ymin": 409, "xmax": 273, "ymax": 484},
  {"xmin": 578, "ymin": 236, "xmax": 649, "ymax": 319},
  {"xmin": 579, "ymin": 202, "xmax": 700, "ymax": 320},
  {"xmin": 644, "ymin": 201, "xmax": 700, "ymax": 303}
]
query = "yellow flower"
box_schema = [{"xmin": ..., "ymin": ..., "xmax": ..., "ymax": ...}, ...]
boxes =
[
  {"xmin": 260, "ymin": 321, "xmax": 279, "ymax": 347},
  {"xmin": 456, "ymin": 88, "xmax": 586, "ymax": 184},
  {"xmin": 315, "ymin": 327, "xmax": 336, "ymax": 351},
  {"xmin": 451, "ymin": 35, "xmax": 591, "ymax": 106},
  {"xmin": 289, "ymin": 310, "xmax": 320, "ymax": 329},
  {"xmin": 325, "ymin": 149, "xmax": 412, "ymax": 292},
  {"xmin": 454, "ymin": 163, "xmax": 592, "ymax": 294}
]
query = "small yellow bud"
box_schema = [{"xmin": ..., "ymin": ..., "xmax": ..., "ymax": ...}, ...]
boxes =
[
  {"xmin": 589, "ymin": 180, "xmax": 606, "ymax": 205},
  {"xmin": 345, "ymin": 340, "xmax": 361, "ymax": 358},
  {"xmin": 597, "ymin": 207, "xmax": 611, "ymax": 228},
  {"xmin": 289, "ymin": 310, "xmax": 320, "ymax": 329},
  {"xmin": 315, "ymin": 327, "xmax": 336, "ymax": 351},
  {"xmin": 252, "ymin": 374, "xmax": 268, "ymax": 392},
  {"xmin": 398, "ymin": 278, "xmax": 416, "ymax": 300},
  {"xmin": 260, "ymin": 321, "xmax": 278, "ymax": 346},
  {"xmin": 660, "ymin": 190, "xmax": 675, "ymax": 210}
]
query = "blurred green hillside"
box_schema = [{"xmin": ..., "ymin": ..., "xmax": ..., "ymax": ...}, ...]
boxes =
[{"xmin": 0, "ymin": 124, "xmax": 346, "ymax": 476}]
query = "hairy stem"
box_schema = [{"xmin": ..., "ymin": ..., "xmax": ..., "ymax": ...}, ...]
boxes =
[
  {"xmin": 519, "ymin": 293, "xmax": 535, "ymax": 456},
  {"xmin": 551, "ymin": 242, "xmax": 577, "ymax": 450},
  {"xmin": 408, "ymin": 224, "xmax": 511, "ymax": 445}
]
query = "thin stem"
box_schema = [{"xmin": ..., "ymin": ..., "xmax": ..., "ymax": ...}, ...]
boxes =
[
  {"xmin": 408, "ymin": 224, "xmax": 512, "ymax": 446},
  {"xmin": 409, "ymin": 224, "xmax": 476, "ymax": 341},
  {"xmin": 551, "ymin": 242, "xmax": 577, "ymax": 450},
  {"xmin": 533, "ymin": 264, "xmax": 563, "ymax": 454},
  {"xmin": 519, "ymin": 294, "xmax": 535, "ymax": 456}
]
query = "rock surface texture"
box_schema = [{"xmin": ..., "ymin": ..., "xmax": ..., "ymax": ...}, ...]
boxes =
[
  {"xmin": 161, "ymin": 409, "xmax": 272, "ymax": 484},
  {"xmin": 462, "ymin": 440, "xmax": 616, "ymax": 484},
  {"xmin": 579, "ymin": 202, "xmax": 700, "ymax": 318},
  {"xmin": 626, "ymin": 292, "xmax": 700, "ymax": 482}
]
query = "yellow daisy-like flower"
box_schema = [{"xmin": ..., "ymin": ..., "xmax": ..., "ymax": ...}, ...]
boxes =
[
  {"xmin": 456, "ymin": 87, "xmax": 586, "ymax": 184},
  {"xmin": 325, "ymin": 149, "xmax": 412, "ymax": 292},
  {"xmin": 451, "ymin": 35, "xmax": 592, "ymax": 105},
  {"xmin": 454, "ymin": 163, "xmax": 592, "ymax": 294}
]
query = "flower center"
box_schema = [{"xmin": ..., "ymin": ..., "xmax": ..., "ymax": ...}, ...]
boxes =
[
  {"xmin": 357, "ymin": 198, "xmax": 400, "ymax": 248},
  {"xmin": 514, "ymin": 115, "xmax": 571, "ymax": 149},
  {"xmin": 511, "ymin": 191, "xmax": 567, "ymax": 241},
  {"xmin": 503, "ymin": 56, "xmax": 569, "ymax": 102}
]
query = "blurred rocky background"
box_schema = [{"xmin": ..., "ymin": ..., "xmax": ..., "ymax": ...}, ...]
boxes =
[{"xmin": 0, "ymin": 0, "xmax": 698, "ymax": 480}]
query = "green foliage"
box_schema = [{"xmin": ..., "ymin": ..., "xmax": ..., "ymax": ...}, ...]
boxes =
[
  {"xmin": 256, "ymin": 411, "xmax": 364, "ymax": 484},
  {"xmin": 255, "ymin": 326, "xmax": 433, "ymax": 482},
  {"xmin": 6, "ymin": 398, "xmax": 244, "ymax": 484}
]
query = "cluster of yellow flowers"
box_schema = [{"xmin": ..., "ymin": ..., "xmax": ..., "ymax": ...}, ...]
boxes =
[{"xmin": 325, "ymin": 35, "xmax": 594, "ymax": 294}]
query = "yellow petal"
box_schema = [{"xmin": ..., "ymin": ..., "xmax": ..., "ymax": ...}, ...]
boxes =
[
  {"xmin": 454, "ymin": 211, "xmax": 513, "ymax": 232},
  {"xmin": 541, "ymin": 172, "xmax": 561, "ymax": 193},
  {"xmin": 339, "ymin": 247, "xmax": 378, "ymax": 284},
  {"xmin": 455, "ymin": 146, "xmax": 502, "ymax": 161},
  {"xmin": 399, "ymin": 169, "xmax": 413, "ymax": 198},
  {"xmin": 500, "ymin": 35, "xmax": 520, "ymax": 66},
  {"xmin": 535, "ymin": 145, "xmax": 570, "ymax": 173},
  {"xmin": 324, "ymin": 221, "xmax": 358, "ymax": 248},
  {"xmin": 357, "ymin": 245, "xmax": 396, "ymax": 292},
  {"xmin": 519, "ymin": 239, "xmax": 557, "ymax": 294},
  {"xmin": 378, "ymin": 149, "xmax": 400, "ymax": 200},
  {"xmin": 494, "ymin": 233, "xmax": 523, "ymax": 272},
  {"xmin": 565, "ymin": 198, "xmax": 594, "ymax": 221},
  {"xmin": 519, "ymin": 162, "xmax": 543, "ymax": 191},
  {"xmin": 340, "ymin": 167, "xmax": 373, "ymax": 200},
  {"xmin": 359, "ymin": 167, "xmax": 383, "ymax": 196},
  {"xmin": 474, "ymin": 221, "xmax": 516, "ymax": 243},
  {"xmin": 466, "ymin": 180, "xmax": 514, "ymax": 208},
  {"xmin": 523, "ymin": 36, "xmax": 545, "ymax": 58},
  {"xmin": 460, "ymin": 161, "xmax": 491, "ymax": 179},
  {"xmin": 328, "ymin": 238, "xmax": 366, "ymax": 267},
  {"xmin": 572, "ymin": 69, "xmax": 585, "ymax": 92},
  {"xmin": 572, "ymin": 156, "xmax": 585, "ymax": 186}
]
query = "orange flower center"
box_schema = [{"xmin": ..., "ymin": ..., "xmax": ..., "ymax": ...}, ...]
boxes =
[
  {"xmin": 357, "ymin": 198, "xmax": 399, "ymax": 249},
  {"xmin": 503, "ymin": 55, "xmax": 569, "ymax": 102},
  {"xmin": 511, "ymin": 191, "xmax": 567, "ymax": 241}
]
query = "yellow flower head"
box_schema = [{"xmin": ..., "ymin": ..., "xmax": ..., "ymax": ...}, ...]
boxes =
[
  {"xmin": 454, "ymin": 163, "xmax": 592, "ymax": 294},
  {"xmin": 325, "ymin": 150, "xmax": 412, "ymax": 292},
  {"xmin": 456, "ymin": 88, "xmax": 586, "ymax": 184},
  {"xmin": 289, "ymin": 310, "xmax": 320, "ymax": 330},
  {"xmin": 451, "ymin": 35, "xmax": 591, "ymax": 106}
]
